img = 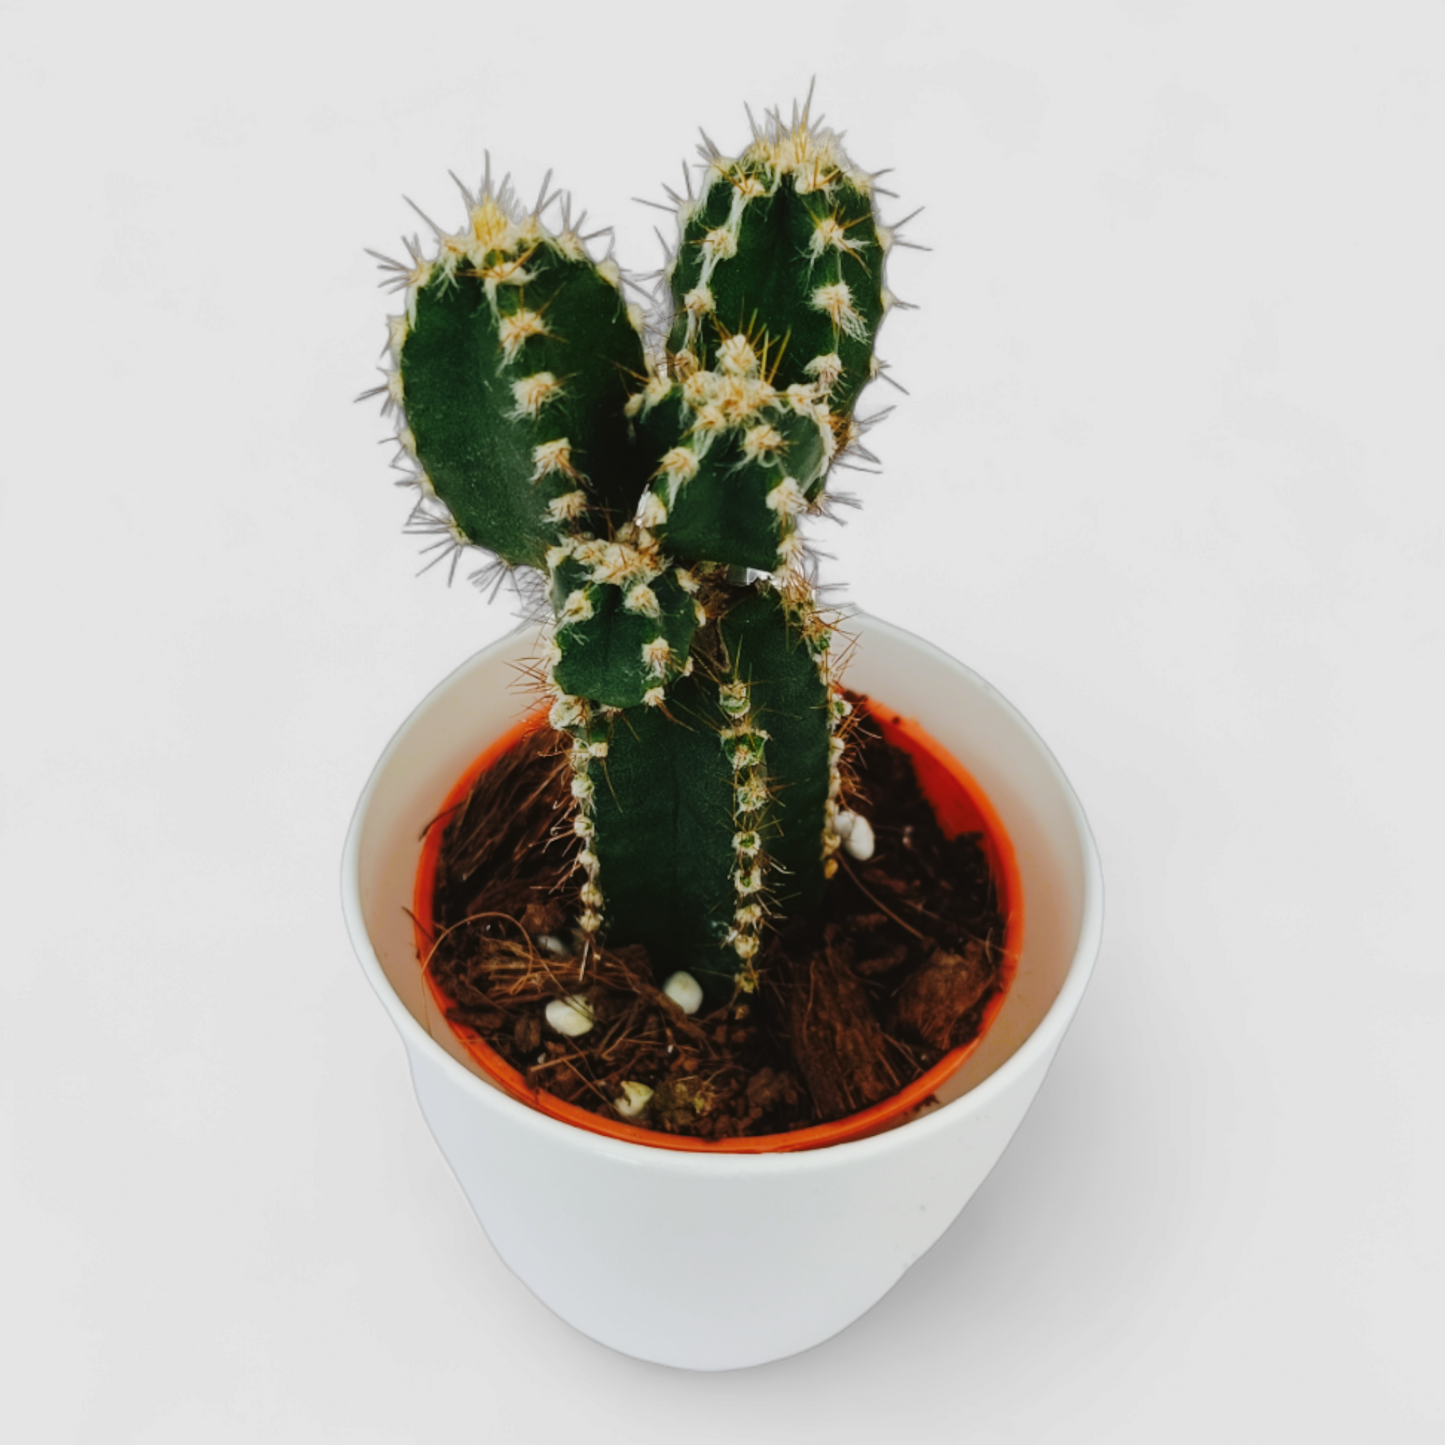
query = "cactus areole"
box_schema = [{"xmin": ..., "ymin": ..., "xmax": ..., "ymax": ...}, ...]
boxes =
[{"xmin": 367, "ymin": 99, "xmax": 907, "ymax": 1002}]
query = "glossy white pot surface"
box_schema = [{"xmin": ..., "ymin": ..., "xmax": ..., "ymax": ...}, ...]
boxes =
[{"xmin": 341, "ymin": 614, "xmax": 1103, "ymax": 1369}]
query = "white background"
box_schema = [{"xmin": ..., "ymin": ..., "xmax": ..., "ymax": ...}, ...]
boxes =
[{"xmin": 2, "ymin": 1, "xmax": 1441, "ymax": 1438}]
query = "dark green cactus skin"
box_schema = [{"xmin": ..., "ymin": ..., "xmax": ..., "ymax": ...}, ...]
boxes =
[
  {"xmin": 713, "ymin": 588, "xmax": 832, "ymax": 920},
  {"xmin": 631, "ymin": 379, "xmax": 830, "ymax": 572},
  {"xmin": 666, "ymin": 145, "xmax": 887, "ymax": 433},
  {"xmin": 583, "ymin": 585, "xmax": 831, "ymax": 996},
  {"xmin": 379, "ymin": 113, "xmax": 894, "ymax": 995},
  {"xmin": 400, "ymin": 239, "xmax": 647, "ymax": 569},
  {"xmin": 549, "ymin": 549, "xmax": 701, "ymax": 708}
]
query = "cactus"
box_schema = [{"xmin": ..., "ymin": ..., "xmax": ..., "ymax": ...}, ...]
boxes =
[{"xmin": 368, "ymin": 98, "xmax": 903, "ymax": 1000}]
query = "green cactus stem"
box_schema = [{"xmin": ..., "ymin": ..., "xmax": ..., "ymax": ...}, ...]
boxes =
[
  {"xmin": 664, "ymin": 121, "xmax": 891, "ymax": 466},
  {"xmin": 391, "ymin": 182, "xmax": 649, "ymax": 571},
  {"xmin": 561, "ymin": 582, "xmax": 835, "ymax": 998},
  {"xmin": 626, "ymin": 341, "xmax": 833, "ymax": 573},
  {"xmin": 546, "ymin": 537, "xmax": 703, "ymax": 708},
  {"xmin": 371, "ymin": 99, "xmax": 906, "ymax": 996}
]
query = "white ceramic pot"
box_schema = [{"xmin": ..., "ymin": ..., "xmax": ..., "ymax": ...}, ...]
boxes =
[{"xmin": 341, "ymin": 613, "xmax": 1103, "ymax": 1370}]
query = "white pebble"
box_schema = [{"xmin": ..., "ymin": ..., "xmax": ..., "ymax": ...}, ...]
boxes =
[
  {"xmin": 535, "ymin": 933, "xmax": 570, "ymax": 958},
  {"xmin": 842, "ymin": 813, "xmax": 876, "ymax": 861},
  {"xmin": 833, "ymin": 809, "xmax": 857, "ymax": 840},
  {"xmin": 545, "ymin": 995, "xmax": 595, "ymax": 1037},
  {"xmin": 613, "ymin": 1081, "xmax": 654, "ymax": 1119},
  {"xmin": 662, "ymin": 970, "xmax": 704, "ymax": 1015}
]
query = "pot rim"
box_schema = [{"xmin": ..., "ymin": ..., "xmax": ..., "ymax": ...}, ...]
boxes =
[{"xmin": 341, "ymin": 611, "xmax": 1104, "ymax": 1175}]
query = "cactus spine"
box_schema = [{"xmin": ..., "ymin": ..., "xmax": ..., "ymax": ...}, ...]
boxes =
[{"xmin": 371, "ymin": 101, "xmax": 899, "ymax": 999}]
